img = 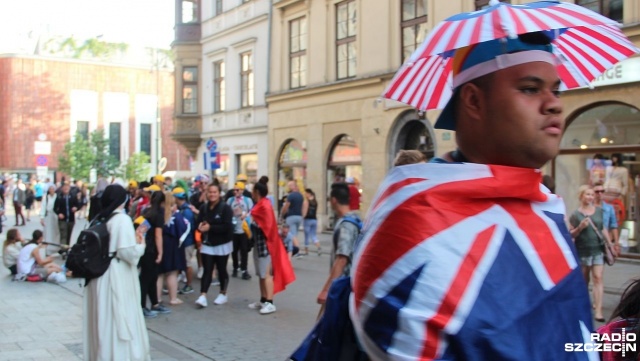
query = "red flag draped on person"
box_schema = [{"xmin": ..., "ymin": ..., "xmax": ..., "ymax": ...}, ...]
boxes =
[{"xmin": 251, "ymin": 197, "xmax": 295, "ymax": 293}]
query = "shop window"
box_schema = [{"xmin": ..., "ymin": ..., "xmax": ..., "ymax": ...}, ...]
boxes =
[
  {"xmin": 558, "ymin": 102, "xmax": 640, "ymax": 255},
  {"xmin": 278, "ymin": 139, "xmax": 308, "ymax": 212},
  {"xmin": 326, "ymin": 134, "xmax": 362, "ymax": 229}
]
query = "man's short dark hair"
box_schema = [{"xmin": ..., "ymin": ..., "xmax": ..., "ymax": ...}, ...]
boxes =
[{"xmin": 330, "ymin": 183, "xmax": 350, "ymax": 206}]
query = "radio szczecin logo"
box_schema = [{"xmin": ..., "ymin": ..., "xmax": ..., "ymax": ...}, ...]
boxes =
[{"xmin": 565, "ymin": 330, "xmax": 636, "ymax": 356}]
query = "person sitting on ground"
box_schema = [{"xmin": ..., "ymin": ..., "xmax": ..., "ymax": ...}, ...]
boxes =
[
  {"xmin": 17, "ymin": 229, "xmax": 63, "ymax": 278},
  {"xmin": 3, "ymin": 228, "xmax": 26, "ymax": 275}
]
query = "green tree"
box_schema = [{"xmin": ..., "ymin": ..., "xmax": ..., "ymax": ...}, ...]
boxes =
[
  {"xmin": 121, "ymin": 152, "xmax": 151, "ymax": 182},
  {"xmin": 58, "ymin": 132, "xmax": 95, "ymax": 181},
  {"xmin": 91, "ymin": 129, "xmax": 121, "ymax": 178},
  {"xmin": 58, "ymin": 130, "xmax": 121, "ymax": 181}
]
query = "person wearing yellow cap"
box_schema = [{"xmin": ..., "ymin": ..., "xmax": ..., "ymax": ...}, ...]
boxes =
[
  {"xmin": 153, "ymin": 175, "xmax": 165, "ymax": 189},
  {"xmin": 226, "ymin": 181, "xmax": 254, "ymax": 280},
  {"xmin": 223, "ymin": 174, "xmax": 252, "ymax": 203},
  {"xmin": 173, "ymin": 187, "xmax": 197, "ymax": 294}
]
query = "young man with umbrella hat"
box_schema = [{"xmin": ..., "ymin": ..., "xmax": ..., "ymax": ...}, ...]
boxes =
[{"xmin": 350, "ymin": 2, "xmax": 639, "ymax": 360}]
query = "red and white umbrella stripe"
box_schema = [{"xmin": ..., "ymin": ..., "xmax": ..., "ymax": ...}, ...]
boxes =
[
  {"xmin": 385, "ymin": 57, "xmax": 453, "ymax": 111},
  {"xmin": 413, "ymin": 2, "xmax": 621, "ymax": 59}
]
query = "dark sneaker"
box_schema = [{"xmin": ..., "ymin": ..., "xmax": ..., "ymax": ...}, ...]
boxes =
[
  {"xmin": 232, "ymin": 268, "xmax": 239, "ymax": 278},
  {"xmin": 151, "ymin": 304, "xmax": 171, "ymax": 314},
  {"xmin": 142, "ymin": 308, "xmax": 158, "ymax": 318},
  {"xmin": 179, "ymin": 285, "xmax": 195, "ymax": 294},
  {"xmin": 241, "ymin": 271, "xmax": 252, "ymax": 280}
]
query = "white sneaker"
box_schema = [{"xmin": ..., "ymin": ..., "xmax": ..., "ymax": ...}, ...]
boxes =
[
  {"xmin": 213, "ymin": 294, "xmax": 228, "ymax": 305},
  {"xmin": 248, "ymin": 301, "xmax": 264, "ymax": 310},
  {"xmin": 197, "ymin": 267, "xmax": 204, "ymax": 279},
  {"xmin": 195, "ymin": 295, "xmax": 208, "ymax": 308},
  {"xmin": 47, "ymin": 272, "xmax": 60, "ymax": 284},
  {"xmin": 259, "ymin": 302, "xmax": 276, "ymax": 315}
]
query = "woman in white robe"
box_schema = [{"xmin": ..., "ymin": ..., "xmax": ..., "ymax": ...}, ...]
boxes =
[
  {"xmin": 83, "ymin": 184, "xmax": 150, "ymax": 361},
  {"xmin": 40, "ymin": 185, "xmax": 60, "ymax": 245}
]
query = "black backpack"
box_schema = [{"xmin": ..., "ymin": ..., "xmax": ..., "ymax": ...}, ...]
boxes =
[{"xmin": 66, "ymin": 213, "xmax": 117, "ymax": 285}]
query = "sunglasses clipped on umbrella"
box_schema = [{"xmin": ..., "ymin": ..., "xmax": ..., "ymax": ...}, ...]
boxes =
[{"xmin": 383, "ymin": 0, "xmax": 640, "ymax": 114}]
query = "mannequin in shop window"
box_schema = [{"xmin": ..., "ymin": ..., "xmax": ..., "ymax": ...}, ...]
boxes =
[
  {"xmin": 589, "ymin": 153, "xmax": 607, "ymax": 187},
  {"xmin": 605, "ymin": 153, "xmax": 629, "ymax": 196}
]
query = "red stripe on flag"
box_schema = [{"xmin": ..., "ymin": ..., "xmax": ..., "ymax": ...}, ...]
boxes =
[
  {"xmin": 443, "ymin": 23, "xmax": 466, "ymax": 55},
  {"xmin": 422, "ymin": 226, "xmax": 497, "ymax": 359},
  {"xmin": 555, "ymin": 42, "xmax": 600, "ymax": 82},
  {"xmin": 371, "ymin": 177, "xmax": 426, "ymax": 211},
  {"xmin": 354, "ymin": 184, "xmax": 493, "ymax": 309},
  {"xmin": 500, "ymin": 203, "xmax": 571, "ymax": 284}
]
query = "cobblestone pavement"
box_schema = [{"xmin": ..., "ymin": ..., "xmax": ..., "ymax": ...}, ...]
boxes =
[{"xmin": 1, "ymin": 212, "xmax": 640, "ymax": 360}]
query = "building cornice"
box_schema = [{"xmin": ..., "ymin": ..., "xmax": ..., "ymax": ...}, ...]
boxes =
[
  {"xmin": 0, "ymin": 53, "xmax": 175, "ymax": 72},
  {"xmin": 266, "ymin": 71, "xmax": 395, "ymax": 103},
  {"xmin": 201, "ymin": 14, "xmax": 269, "ymax": 43}
]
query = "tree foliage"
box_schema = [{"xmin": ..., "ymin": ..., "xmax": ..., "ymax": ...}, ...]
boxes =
[
  {"xmin": 58, "ymin": 130, "xmax": 121, "ymax": 181},
  {"xmin": 58, "ymin": 132, "xmax": 94, "ymax": 181},
  {"xmin": 121, "ymin": 152, "xmax": 151, "ymax": 182}
]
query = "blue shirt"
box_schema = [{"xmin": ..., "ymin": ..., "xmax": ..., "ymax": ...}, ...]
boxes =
[
  {"xmin": 178, "ymin": 203, "xmax": 196, "ymax": 247},
  {"xmin": 34, "ymin": 182, "xmax": 44, "ymax": 198},
  {"xmin": 601, "ymin": 202, "xmax": 618, "ymax": 230}
]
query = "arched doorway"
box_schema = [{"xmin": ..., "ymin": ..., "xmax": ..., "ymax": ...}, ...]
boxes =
[
  {"xmin": 556, "ymin": 102, "xmax": 640, "ymax": 255},
  {"xmin": 388, "ymin": 110, "xmax": 436, "ymax": 168},
  {"xmin": 277, "ymin": 139, "xmax": 307, "ymax": 213},
  {"xmin": 326, "ymin": 134, "xmax": 361, "ymax": 229}
]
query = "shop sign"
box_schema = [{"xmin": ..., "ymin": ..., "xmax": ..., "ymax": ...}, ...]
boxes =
[
  {"xmin": 281, "ymin": 141, "xmax": 307, "ymax": 164},
  {"xmin": 588, "ymin": 57, "xmax": 640, "ymax": 88},
  {"xmin": 332, "ymin": 145, "xmax": 361, "ymax": 163}
]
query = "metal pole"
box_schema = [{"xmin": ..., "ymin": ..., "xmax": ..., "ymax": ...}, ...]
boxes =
[{"xmin": 155, "ymin": 48, "xmax": 162, "ymax": 175}]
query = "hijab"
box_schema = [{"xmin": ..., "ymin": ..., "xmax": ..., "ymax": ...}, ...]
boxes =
[{"xmin": 97, "ymin": 184, "xmax": 128, "ymax": 221}]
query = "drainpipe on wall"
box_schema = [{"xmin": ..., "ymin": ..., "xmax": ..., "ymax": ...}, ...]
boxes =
[{"xmin": 266, "ymin": 0, "xmax": 273, "ymax": 95}]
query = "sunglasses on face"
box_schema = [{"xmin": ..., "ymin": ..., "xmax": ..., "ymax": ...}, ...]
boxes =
[{"xmin": 594, "ymin": 190, "xmax": 604, "ymax": 193}]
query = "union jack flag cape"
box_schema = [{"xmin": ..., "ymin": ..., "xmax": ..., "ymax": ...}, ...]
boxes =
[
  {"xmin": 350, "ymin": 162, "xmax": 597, "ymax": 360},
  {"xmin": 251, "ymin": 197, "xmax": 295, "ymax": 294}
]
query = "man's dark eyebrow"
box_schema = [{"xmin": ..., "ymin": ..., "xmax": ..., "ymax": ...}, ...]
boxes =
[{"xmin": 518, "ymin": 76, "xmax": 562, "ymax": 87}]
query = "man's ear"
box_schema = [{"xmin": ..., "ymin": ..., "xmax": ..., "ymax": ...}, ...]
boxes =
[{"xmin": 458, "ymin": 83, "xmax": 484, "ymax": 121}]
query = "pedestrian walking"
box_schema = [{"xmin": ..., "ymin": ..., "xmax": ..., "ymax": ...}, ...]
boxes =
[
  {"xmin": 227, "ymin": 181, "xmax": 253, "ymax": 280},
  {"xmin": 12, "ymin": 179, "xmax": 26, "ymax": 226},
  {"xmin": 278, "ymin": 181, "xmax": 306, "ymax": 241},
  {"xmin": 248, "ymin": 176, "xmax": 295, "ymax": 315},
  {"xmin": 40, "ymin": 185, "xmax": 60, "ymax": 245},
  {"xmin": 53, "ymin": 183, "xmax": 79, "ymax": 246},
  {"xmin": 302, "ymin": 189, "xmax": 319, "ymax": 256},
  {"xmin": 83, "ymin": 184, "xmax": 151, "ymax": 361},
  {"xmin": 139, "ymin": 191, "xmax": 171, "ymax": 318},
  {"xmin": 195, "ymin": 182, "xmax": 234, "ymax": 308},
  {"xmin": 569, "ymin": 185, "xmax": 610, "ymax": 322}
]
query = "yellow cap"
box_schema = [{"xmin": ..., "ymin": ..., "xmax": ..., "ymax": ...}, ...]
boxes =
[
  {"xmin": 154, "ymin": 174, "xmax": 165, "ymax": 182},
  {"xmin": 233, "ymin": 182, "xmax": 245, "ymax": 190},
  {"xmin": 128, "ymin": 180, "xmax": 138, "ymax": 188},
  {"xmin": 172, "ymin": 187, "xmax": 186, "ymax": 195},
  {"xmin": 144, "ymin": 184, "xmax": 162, "ymax": 192},
  {"xmin": 134, "ymin": 216, "xmax": 146, "ymax": 225},
  {"xmin": 236, "ymin": 174, "xmax": 248, "ymax": 182}
]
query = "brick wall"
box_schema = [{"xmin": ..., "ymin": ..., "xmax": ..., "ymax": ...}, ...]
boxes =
[{"xmin": 0, "ymin": 56, "xmax": 188, "ymax": 178}]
